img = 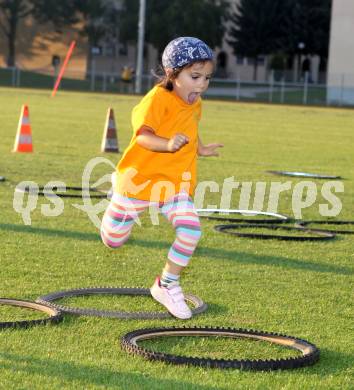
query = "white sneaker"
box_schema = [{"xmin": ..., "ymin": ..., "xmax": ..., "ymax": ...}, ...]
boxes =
[{"xmin": 150, "ymin": 277, "xmax": 192, "ymax": 320}]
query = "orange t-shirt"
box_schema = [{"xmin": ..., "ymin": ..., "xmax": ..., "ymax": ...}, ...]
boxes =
[{"xmin": 116, "ymin": 85, "xmax": 202, "ymax": 202}]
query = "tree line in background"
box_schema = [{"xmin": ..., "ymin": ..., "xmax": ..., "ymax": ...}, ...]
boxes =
[
  {"xmin": 229, "ymin": 0, "xmax": 332, "ymax": 80},
  {"xmin": 0, "ymin": 0, "xmax": 331, "ymax": 80}
]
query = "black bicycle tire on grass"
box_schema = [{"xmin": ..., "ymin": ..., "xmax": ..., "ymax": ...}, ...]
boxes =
[
  {"xmin": 296, "ymin": 220, "xmax": 354, "ymax": 234},
  {"xmin": 0, "ymin": 298, "xmax": 63, "ymax": 329},
  {"xmin": 121, "ymin": 326, "xmax": 320, "ymax": 370},
  {"xmin": 301, "ymin": 220, "xmax": 354, "ymax": 225},
  {"xmin": 197, "ymin": 209, "xmax": 290, "ymax": 224},
  {"xmin": 214, "ymin": 224, "xmax": 336, "ymax": 241},
  {"xmin": 36, "ymin": 287, "xmax": 207, "ymax": 319},
  {"xmin": 200, "ymin": 216, "xmax": 294, "ymax": 224},
  {"xmin": 16, "ymin": 184, "xmax": 108, "ymax": 199},
  {"xmin": 266, "ymin": 170, "xmax": 341, "ymax": 179}
]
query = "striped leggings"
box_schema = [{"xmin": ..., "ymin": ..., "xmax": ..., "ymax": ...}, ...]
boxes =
[{"xmin": 100, "ymin": 192, "xmax": 202, "ymax": 267}]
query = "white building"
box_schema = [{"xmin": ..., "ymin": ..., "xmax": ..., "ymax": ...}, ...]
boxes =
[{"xmin": 327, "ymin": 0, "xmax": 354, "ymax": 104}]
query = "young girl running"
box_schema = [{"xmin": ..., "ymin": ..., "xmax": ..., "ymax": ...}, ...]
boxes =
[{"xmin": 101, "ymin": 37, "xmax": 223, "ymax": 319}]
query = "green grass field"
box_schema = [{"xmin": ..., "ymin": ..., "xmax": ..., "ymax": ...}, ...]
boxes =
[{"xmin": 0, "ymin": 87, "xmax": 353, "ymax": 389}]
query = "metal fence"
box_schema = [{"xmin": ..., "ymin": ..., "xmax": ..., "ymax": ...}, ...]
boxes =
[
  {"xmin": 207, "ymin": 77, "xmax": 327, "ymax": 106},
  {"xmin": 1, "ymin": 66, "xmax": 354, "ymax": 107}
]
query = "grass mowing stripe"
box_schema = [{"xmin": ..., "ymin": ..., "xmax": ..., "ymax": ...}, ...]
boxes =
[{"xmin": 0, "ymin": 87, "xmax": 353, "ymax": 389}]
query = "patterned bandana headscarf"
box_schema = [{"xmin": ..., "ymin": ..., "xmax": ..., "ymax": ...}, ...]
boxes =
[{"xmin": 162, "ymin": 37, "xmax": 213, "ymax": 69}]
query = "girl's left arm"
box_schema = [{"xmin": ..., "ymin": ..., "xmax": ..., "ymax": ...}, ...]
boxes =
[{"xmin": 197, "ymin": 135, "xmax": 224, "ymax": 157}]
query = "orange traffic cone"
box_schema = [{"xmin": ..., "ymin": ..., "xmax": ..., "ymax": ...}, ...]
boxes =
[
  {"xmin": 101, "ymin": 108, "xmax": 119, "ymax": 153},
  {"xmin": 13, "ymin": 105, "xmax": 33, "ymax": 152}
]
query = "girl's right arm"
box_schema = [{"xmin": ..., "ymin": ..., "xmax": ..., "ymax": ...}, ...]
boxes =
[{"xmin": 136, "ymin": 126, "xmax": 189, "ymax": 153}]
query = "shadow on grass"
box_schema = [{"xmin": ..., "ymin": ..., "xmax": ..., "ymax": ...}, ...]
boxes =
[
  {"xmin": 202, "ymin": 302, "xmax": 228, "ymax": 315},
  {"xmin": 0, "ymin": 223, "xmax": 351, "ymax": 276},
  {"xmin": 302, "ymin": 348, "xmax": 354, "ymax": 377},
  {"xmin": 132, "ymin": 238, "xmax": 352, "ymax": 276},
  {"xmin": 0, "ymin": 348, "xmax": 353, "ymax": 384},
  {"xmin": 327, "ymin": 348, "xmax": 354, "ymax": 368},
  {"xmin": 0, "ymin": 223, "xmax": 99, "ymax": 242},
  {"xmin": 0, "ymin": 352, "xmax": 220, "ymax": 389}
]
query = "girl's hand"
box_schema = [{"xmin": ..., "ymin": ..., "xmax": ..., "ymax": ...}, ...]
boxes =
[
  {"xmin": 198, "ymin": 143, "xmax": 224, "ymax": 157},
  {"xmin": 167, "ymin": 133, "xmax": 189, "ymax": 152}
]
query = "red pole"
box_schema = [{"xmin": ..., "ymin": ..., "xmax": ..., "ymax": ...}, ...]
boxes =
[{"xmin": 51, "ymin": 40, "xmax": 76, "ymax": 97}]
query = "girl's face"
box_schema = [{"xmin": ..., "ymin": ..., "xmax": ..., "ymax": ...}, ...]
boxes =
[{"xmin": 171, "ymin": 61, "xmax": 213, "ymax": 104}]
